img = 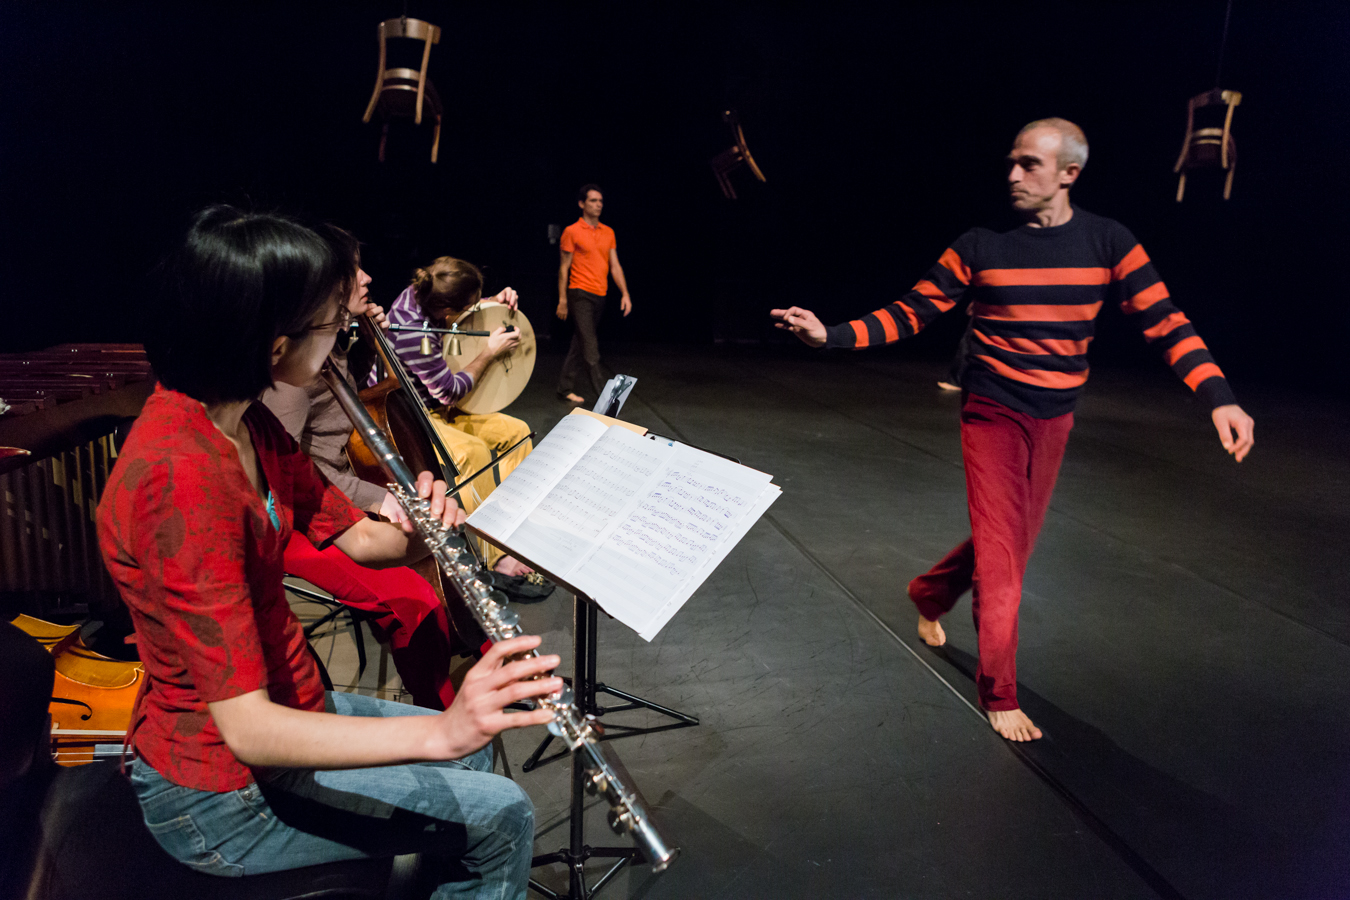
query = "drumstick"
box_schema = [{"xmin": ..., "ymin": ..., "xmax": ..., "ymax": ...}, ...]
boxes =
[{"xmin": 444, "ymin": 431, "xmax": 537, "ymax": 498}]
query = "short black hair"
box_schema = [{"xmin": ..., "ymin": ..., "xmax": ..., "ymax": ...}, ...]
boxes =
[
  {"xmin": 143, "ymin": 206, "xmax": 352, "ymax": 403},
  {"xmin": 577, "ymin": 183, "xmax": 603, "ymax": 203}
]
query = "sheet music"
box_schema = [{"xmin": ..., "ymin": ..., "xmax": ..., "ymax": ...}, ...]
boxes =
[
  {"xmin": 472, "ymin": 415, "xmax": 783, "ymax": 642},
  {"xmin": 573, "ymin": 444, "xmax": 774, "ymax": 638},
  {"xmin": 507, "ymin": 426, "xmax": 674, "ymax": 580},
  {"xmin": 634, "ymin": 482, "xmax": 780, "ymax": 640},
  {"xmin": 467, "ymin": 413, "xmax": 609, "ymax": 541}
]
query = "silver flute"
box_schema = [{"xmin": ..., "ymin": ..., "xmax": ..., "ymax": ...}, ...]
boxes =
[{"xmin": 320, "ymin": 360, "xmax": 677, "ymax": 873}]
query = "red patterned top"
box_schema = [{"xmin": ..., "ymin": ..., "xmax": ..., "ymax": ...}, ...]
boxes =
[{"xmin": 97, "ymin": 385, "xmax": 364, "ymax": 791}]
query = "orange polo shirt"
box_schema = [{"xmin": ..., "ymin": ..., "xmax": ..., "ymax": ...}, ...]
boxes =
[{"xmin": 561, "ymin": 217, "xmax": 616, "ymax": 296}]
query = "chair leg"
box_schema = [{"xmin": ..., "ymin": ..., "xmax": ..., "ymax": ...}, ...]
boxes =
[
  {"xmin": 491, "ymin": 733, "xmax": 514, "ymax": 780},
  {"xmin": 305, "ymin": 641, "xmax": 335, "ymax": 692},
  {"xmin": 1175, "ymin": 172, "xmax": 1186, "ymax": 203},
  {"xmin": 430, "ymin": 116, "xmax": 441, "ymax": 164},
  {"xmin": 1223, "ymin": 164, "xmax": 1235, "ymax": 200},
  {"xmin": 303, "ymin": 603, "xmax": 347, "ymax": 638},
  {"xmin": 352, "ymin": 615, "xmax": 368, "ymax": 678},
  {"xmin": 714, "ymin": 168, "xmax": 736, "ymax": 200}
]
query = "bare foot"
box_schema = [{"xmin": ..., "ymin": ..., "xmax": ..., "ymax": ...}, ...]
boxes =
[
  {"xmin": 917, "ymin": 616, "xmax": 946, "ymax": 647},
  {"xmin": 560, "ymin": 392, "xmax": 585, "ymax": 404},
  {"xmin": 987, "ymin": 708, "xmax": 1043, "ymax": 742},
  {"xmin": 493, "ymin": 556, "xmax": 535, "ymax": 577}
]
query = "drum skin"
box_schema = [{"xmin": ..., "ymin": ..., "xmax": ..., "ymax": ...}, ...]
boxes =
[{"xmin": 441, "ymin": 301, "xmax": 536, "ymax": 414}]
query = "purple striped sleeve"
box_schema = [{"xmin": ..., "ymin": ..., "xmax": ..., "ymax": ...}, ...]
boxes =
[{"xmin": 382, "ymin": 287, "xmax": 476, "ymax": 406}]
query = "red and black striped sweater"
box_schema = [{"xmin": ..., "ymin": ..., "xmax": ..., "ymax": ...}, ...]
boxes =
[{"xmin": 824, "ymin": 207, "xmax": 1237, "ymax": 419}]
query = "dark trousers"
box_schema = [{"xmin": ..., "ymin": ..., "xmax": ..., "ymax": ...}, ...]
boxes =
[
  {"xmin": 907, "ymin": 393, "xmax": 1074, "ymax": 711},
  {"xmin": 557, "ymin": 288, "xmax": 608, "ymax": 398}
]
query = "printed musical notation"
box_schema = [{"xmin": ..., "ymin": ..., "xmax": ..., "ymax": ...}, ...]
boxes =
[
  {"xmin": 526, "ymin": 427, "xmax": 671, "ymax": 544},
  {"xmin": 575, "ymin": 445, "xmax": 773, "ymax": 625},
  {"xmin": 471, "ymin": 411, "xmax": 781, "ymax": 642},
  {"xmin": 468, "ymin": 413, "xmax": 609, "ymax": 539}
]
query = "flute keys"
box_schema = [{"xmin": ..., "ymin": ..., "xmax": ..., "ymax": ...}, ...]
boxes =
[
  {"xmin": 496, "ymin": 607, "xmax": 519, "ymax": 629},
  {"xmin": 587, "ymin": 768, "xmax": 610, "ymax": 796},
  {"xmin": 607, "ymin": 808, "xmax": 635, "ymax": 835}
]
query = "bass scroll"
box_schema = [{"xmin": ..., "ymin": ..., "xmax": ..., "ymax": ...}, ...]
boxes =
[{"xmin": 319, "ymin": 358, "xmax": 678, "ymax": 873}]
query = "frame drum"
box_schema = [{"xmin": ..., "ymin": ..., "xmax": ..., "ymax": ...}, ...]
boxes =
[{"xmin": 441, "ymin": 300, "xmax": 537, "ymax": 414}]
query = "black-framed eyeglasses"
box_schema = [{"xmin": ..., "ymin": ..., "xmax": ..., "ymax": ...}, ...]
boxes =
[{"xmin": 307, "ymin": 307, "xmax": 354, "ymax": 333}]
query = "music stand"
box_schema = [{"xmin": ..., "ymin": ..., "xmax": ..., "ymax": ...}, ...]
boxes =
[{"xmin": 468, "ymin": 531, "xmax": 698, "ymax": 900}]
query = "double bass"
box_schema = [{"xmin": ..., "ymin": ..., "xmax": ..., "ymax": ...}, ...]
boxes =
[{"xmin": 339, "ymin": 313, "xmax": 488, "ymax": 653}]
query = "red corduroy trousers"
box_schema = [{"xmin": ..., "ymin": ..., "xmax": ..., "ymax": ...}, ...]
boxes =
[
  {"xmin": 908, "ymin": 393, "xmax": 1073, "ymax": 711},
  {"xmin": 284, "ymin": 532, "xmax": 459, "ymax": 710}
]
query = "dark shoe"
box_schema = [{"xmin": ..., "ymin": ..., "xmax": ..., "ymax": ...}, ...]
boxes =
[{"xmin": 494, "ymin": 571, "xmax": 556, "ymax": 602}]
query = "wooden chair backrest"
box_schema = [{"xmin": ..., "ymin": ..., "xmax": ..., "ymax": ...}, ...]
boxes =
[
  {"xmin": 362, "ymin": 17, "xmax": 442, "ymax": 126},
  {"xmin": 1176, "ymin": 89, "xmax": 1242, "ymax": 172},
  {"xmin": 381, "ymin": 16, "xmax": 440, "ymax": 43}
]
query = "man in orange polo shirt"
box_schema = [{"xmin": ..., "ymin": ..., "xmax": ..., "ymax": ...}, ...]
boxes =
[{"xmin": 556, "ymin": 183, "xmax": 633, "ymax": 403}]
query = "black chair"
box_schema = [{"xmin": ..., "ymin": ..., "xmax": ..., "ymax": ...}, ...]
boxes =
[
  {"xmin": 289, "ymin": 577, "xmax": 383, "ymax": 680},
  {"xmin": 0, "ymin": 622, "xmax": 425, "ymax": 900},
  {"xmin": 32, "ymin": 760, "xmax": 419, "ymax": 900}
]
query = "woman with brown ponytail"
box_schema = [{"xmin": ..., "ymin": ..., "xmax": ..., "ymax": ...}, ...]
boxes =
[{"xmin": 376, "ymin": 257, "xmax": 550, "ymax": 593}]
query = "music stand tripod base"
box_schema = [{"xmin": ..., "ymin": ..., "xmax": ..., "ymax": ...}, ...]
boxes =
[{"xmin": 527, "ymin": 593, "xmax": 698, "ymax": 900}]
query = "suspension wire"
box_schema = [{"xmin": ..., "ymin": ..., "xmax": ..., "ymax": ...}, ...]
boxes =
[{"xmin": 1215, "ymin": 0, "xmax": 1234, "ymax": 88}]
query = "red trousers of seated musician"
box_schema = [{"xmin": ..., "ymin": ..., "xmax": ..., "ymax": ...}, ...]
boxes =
[
  {"xmin": 284, "ymin": 532, "xmax": 459, "ymax": 711},
  {"xmin": 908, "ymin": 393, "xmax": 1073, "ymax": 712}
]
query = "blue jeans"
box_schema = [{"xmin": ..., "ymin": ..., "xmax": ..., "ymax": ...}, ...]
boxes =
[{"xmin": 129, "ymin": 692, "xmax": 534, "ymax": 899}]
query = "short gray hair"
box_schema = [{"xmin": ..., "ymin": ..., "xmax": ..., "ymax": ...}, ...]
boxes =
[{"xmin": 1017, "ymin": 117, "xmax": 1089, "ymax": 170}]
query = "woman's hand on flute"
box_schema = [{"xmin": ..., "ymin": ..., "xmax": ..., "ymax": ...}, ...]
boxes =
[
  {"xmin": 333, "ymin": 472, "xmax": 463, "ymax": 567},
  {"xmin": 210, "ymin": 635, "xmax": 562, "ymax": 768},
  {"xmin": 408, "ymin": 470, "xmax": 465, "ymax": 532},
  {"xmin": 431, "ymin": 635, "xmax": 562, "ymax": 758}
]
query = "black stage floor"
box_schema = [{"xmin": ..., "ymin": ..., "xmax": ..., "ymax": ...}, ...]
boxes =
[{"xmin": 496, "ymin": 344, "xmax": 1349, "ymax": 900}]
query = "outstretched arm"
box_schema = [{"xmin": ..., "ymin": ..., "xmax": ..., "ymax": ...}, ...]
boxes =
[
  {"xmin": 772, "ymin": 242, "xmax": 972, "ymax": 351},
  {"xmin": 1212, "ymin": 404, "xmax": 1255, "ymax": 462},
  {"xmin": 770, "ymin": 307, "xmax": 828, "ymax": 347}
]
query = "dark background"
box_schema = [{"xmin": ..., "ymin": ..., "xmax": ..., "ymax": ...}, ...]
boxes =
[{"xmin": 2, "ymin": 2, "xmax": 1346, "ymax": 393}]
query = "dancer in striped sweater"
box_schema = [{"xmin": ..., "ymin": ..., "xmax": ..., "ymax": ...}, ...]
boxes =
[{"xmin": 771, "ymin": 118, "xmax": 1254, "ymax": 742}]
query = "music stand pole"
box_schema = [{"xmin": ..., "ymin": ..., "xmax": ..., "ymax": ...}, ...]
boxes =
[
  {"xmin": 528, "ymin": 592, "xmax": 650, "ymax": 899},
  {"xmin": 521, "ymin": 596, "xmax": 699, "ymax": 775},
  {"xmin": 464, "ymin": 528, "xmax": 694, "ymax": 897}
]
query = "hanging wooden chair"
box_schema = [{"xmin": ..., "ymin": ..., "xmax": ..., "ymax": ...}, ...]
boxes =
[
  {"xmin": 711, "ymin": 109, "xmax": 767, "ymax": 200},
  {"xmin": 361, "ymin": 17, "xmax": 443, "ymax": 163},
  {"xmin": 1174, "ymin": 89, "xmax": 1242, "ymax": 201}
]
